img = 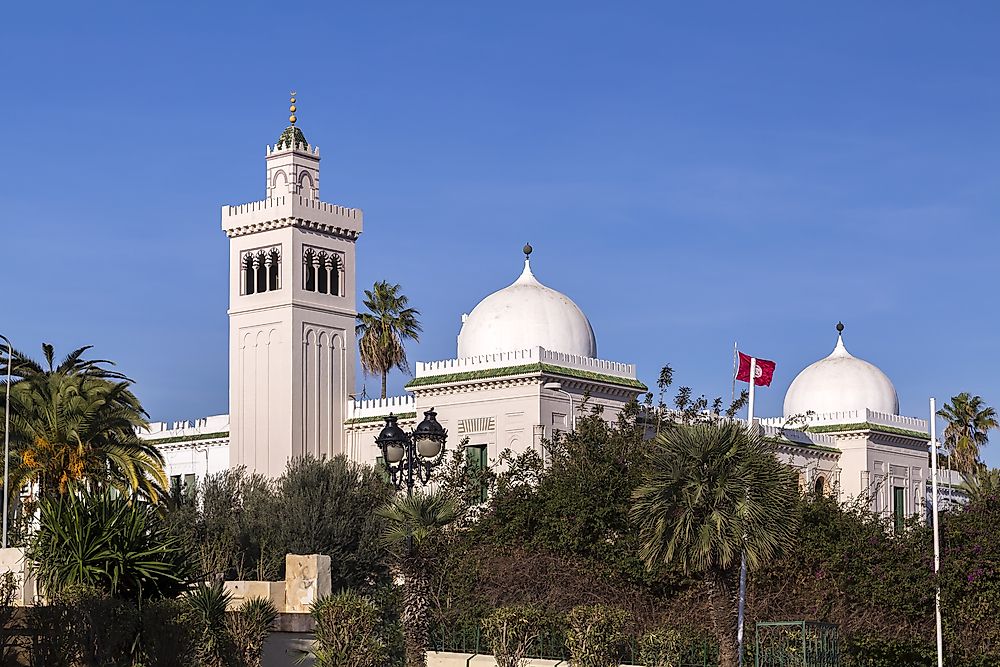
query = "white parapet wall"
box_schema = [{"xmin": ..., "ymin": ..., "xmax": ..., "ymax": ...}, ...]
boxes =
[
  {"xmin": 414, "ymin": 346, "xmax": 636, "ymax": 381},
  {"xmin": 758, "ymin": 408, "xmax": 928, "ymax": 434},
  {"xmin": 347, "ymin": 395, "xmax": 416, "ymax": 421}
]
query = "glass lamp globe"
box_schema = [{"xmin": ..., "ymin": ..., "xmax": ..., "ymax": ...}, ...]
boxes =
[{"xmin": 413, "ymin": 409, "xmax": 446, "ymax": 458}]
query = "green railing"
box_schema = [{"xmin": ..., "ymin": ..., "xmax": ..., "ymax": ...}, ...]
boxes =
[
  {"xmin": 432, "ymin": 625, "xmax": 718, "ymax": 665},
  {"xmin": 755, "ymin": 621, "xmax": 839, "ymax": 667}
]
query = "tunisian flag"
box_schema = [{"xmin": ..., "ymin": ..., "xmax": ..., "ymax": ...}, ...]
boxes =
[{"xmin": 736, "ymin": 352, "xmax": 776, "ymax": 387}]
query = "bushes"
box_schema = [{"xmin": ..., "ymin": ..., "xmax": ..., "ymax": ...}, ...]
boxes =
[
  {"xmin": 311, "ymin": 591, "xmax": 389, "ymax": 667},
  {"xmin": 565, "ymin": 604, "xmax": 630, "ymax": 667},
  {"xmin": 27, "ymin": 490, "xmax": 193, "ymax": 602},
  {"xmin": 638, "ymin": 628, "xmax": 684, "ymax": 667},
  {"xmin": 482, "ymin": 605, "xmax": 547, "ymax": 667},
  {"xmin": 184, "ymin": 581, "xmax": 278, "ymax": 667}
]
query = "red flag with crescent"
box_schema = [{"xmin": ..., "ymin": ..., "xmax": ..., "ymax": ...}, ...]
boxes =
[{"xmin": 736, "ymin": 352, "xmax": 775, "ymax": 387}]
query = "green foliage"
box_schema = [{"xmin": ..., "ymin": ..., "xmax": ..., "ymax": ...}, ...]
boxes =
[
  {"xmin": 481, "ymin": 604, "xmax": 547, "ymax": 667},
  {"xmin": 164, "ymin": 456, "xmax": 393, "ymax": 586},
  {"xmin": 30, "ymin": 585, "xmax": 138, "ymax": 667},
  {"xmin": 356, "ymin": 280, "xmax": 421, "ymax": 398},
  {"xmin": 137, "ymin": 597, "xmax": 198, "ymax": 667},
  {"xmin": 311, "ymin": 591, "xmax": 389, "ymax": 667},
  {"xmin": 638, "ymin": 628, "xmax": 684, "ymax": 667},
  {"xmin": 937, "ymin": 392, "xmax": 998, "ymax": 475},
  {"xmin": 185, "ymin": 582, "xmax": 232, "ymax": 667},
  {"xmin": 376, "ymin": 490, "xmax": 458, "ymax": 558},
  {"xmin": 27, "ymin": 489, "xmax": 193, "ymax": 602},
  {"xmin": 631, "ymin": 421, "xmax": 801, "ymax": 575},
  {"xmin": 564, "ymin": 604, "xmax": 630, "ymax": 667},
  {"xmin": 226, "ymin": 597, "xmax": 278, "ymax": 667}
]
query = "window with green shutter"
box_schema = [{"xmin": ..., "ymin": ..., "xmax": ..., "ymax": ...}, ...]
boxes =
[
  {"xmin": 466, "ymin": 445, "xmax": 488, "ymax": 503},
  {"xmin": 893, "ymin": 486, "xmax": 905, "ymax": 533}
]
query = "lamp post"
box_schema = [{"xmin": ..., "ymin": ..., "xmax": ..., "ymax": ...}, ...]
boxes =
[
  {"xmin": 376, "ymin": 409, "xmax": 448, "ymax": 558},
  {"xmin": 543, "ymin": 381, "xmax": 575, "ymax": 431},
  {"xmin": 375, "ymin": 408, "xmax": 448, "ymax": 498},
  {"xmin": 0, "ymin": 335, "xmax": 11, "ymax": 550}
]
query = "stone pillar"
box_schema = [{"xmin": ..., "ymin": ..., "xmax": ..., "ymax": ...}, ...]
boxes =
[{"xmin": 283, "ymin": 554, "xmax": 331, "ymax": 613}]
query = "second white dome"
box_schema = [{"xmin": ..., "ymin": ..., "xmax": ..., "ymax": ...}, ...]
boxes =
[
  {"xmin": 457, "ymin": 257, "xmax": 597, "ymax": 359},
  {"xmin": 783, "ymin": 330, "xmax": 899, "ymax": 417}
]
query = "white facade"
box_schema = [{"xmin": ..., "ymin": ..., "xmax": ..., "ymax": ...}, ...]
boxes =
[
  {"xmin": 142, "ymin": 107, "xmax": 937, "ymax": 522},
  {"xmin": 223, "ymin": 123, "xmax": 360, "ymax": 478}
]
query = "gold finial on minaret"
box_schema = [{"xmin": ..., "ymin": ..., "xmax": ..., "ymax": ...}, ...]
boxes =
[{"xmin": 289, "ymin": 91, "xmax": 298, "ymax": 125}]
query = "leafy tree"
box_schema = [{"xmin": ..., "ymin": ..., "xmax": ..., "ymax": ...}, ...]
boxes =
[
  {"xmin": 356, "ymin": 281, "xmax": 421, "ymax": 399},
  {"xmin": 630, "ymin": 422, "xmax": 799, "ymax": 667},
  {"xmin": 26, "ymin": 489, "xmax": 194, "ymax": 602},
  {"xmin": 377, "ymin": 491, "xmax": 458, "ymax": 667},
  {"xmin": 938, "ymin": 393, "xmax": 998, "ymax": 475}
]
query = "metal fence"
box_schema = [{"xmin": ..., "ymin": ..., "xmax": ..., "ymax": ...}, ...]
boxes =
[{"xmin": 755, "ymin": 621, "xmax": 839, "ymax": 667}]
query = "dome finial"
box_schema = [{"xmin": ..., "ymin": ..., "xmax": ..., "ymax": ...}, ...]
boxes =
[
  {"xmin": 289, "ymin": 91, "xmax": 298, "ymax": 125},
  {"xmin": 836, "ymin": 321, "xmax": 844, "ymax": 335},
  {"xmin": 523, "ymin": 243, "xmax": 533, "ymax": 259}
]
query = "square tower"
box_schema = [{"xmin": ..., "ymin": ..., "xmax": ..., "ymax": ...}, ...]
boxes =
[{"xmin": 222, "ymin": 109, "xmax": 362, "ymax": 478}]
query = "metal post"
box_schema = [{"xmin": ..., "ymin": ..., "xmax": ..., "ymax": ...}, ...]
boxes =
[
  {"xmin": 1, "ymin": 336, "xmax": 11, "ymax": 550},
  {"xmin": 737, "ymin": 357, "xmax": 756, "ymax": 667},
  {"xmin": 930, "ymin": 398, "xmax": 943, "ymax": 667}
]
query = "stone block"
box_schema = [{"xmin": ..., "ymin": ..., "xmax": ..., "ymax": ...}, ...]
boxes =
[
  {"xmin": 0, "ymin": 547, "xmax": 36, "ymax": 606},
  {"xmin": 223, "ymin": 580, "xmax": 285, "ymax": 611},
  {"xmin": 283, "ymin": 554, "xmax": 331, "ymax": 613}
]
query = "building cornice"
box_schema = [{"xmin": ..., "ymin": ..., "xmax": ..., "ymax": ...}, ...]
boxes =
[
  {"xmin": 223, "ymin": 217, "xmax": 362, "ymax": 240},
  {"xmin": 805, "ymin": 421, "xmax": 928, "ymax": 441},
  {"xmin": 404, "ymin": 362, "xmax": 648, "ymax": 392}
]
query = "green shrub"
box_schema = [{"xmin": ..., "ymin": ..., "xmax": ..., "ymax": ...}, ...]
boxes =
[
  {"xmin": 565, "ymin": 604, "xmax": 630, "ymax": 667},
  {"xmin": 30, "ymin": 585, "xmax": 137, "ymax": 667},
  {"xmin": 27, "ymin": 490, "xmax": 193, "ymax": 602},
  {"xmin": 226, "ymin": 597, "xmax": 278, "ymax": 667},
  {"xmin": 138, "ymin": 597, "xmax": 197, "ymax": 667},
  {"xmin": 185, "ymin": 581, "xmax": 232, "ymax": 667},
  {"xmin": 638, "ymin": 627, "xmax": 684, "ymax": 667},
  {"xmin": 482, "ymin": 604, "xmax": 547, "ymax": 667},
  {"xmin": 311, "ymin": 591, "xmax": 388, "ymax": 667}
]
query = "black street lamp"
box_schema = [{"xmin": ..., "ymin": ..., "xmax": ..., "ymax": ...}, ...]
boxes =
[{"xmin": 375, "ymin": 408, "xmax": 448, "ymax": 497}]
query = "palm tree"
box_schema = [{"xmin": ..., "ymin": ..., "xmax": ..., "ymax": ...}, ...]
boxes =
[
  {"xmin": 356, "ymin": 281, "xmax": 421, "ymax": 399},
  {"xmin": 376, "ymin": 491, "xmax": 457, "ymax": 667},
  {"xmin": 630, "ymin": 422, "xmax": 799, "ymax": 667},
  {"xmin": 1, "ymin": 344, "xmax": 166, "ymax": 502},
  {"xmin": 937, "ymin": 393, "xmax": 998, "ymax": 476},
  {"xmin": 959, "ymin": 467, "xmax": 1000, "ymax": 503}
]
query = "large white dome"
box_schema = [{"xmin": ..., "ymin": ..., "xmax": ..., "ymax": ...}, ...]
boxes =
[
  {"xmin": 457, "ymin": 254, "xmax": 597, "ymax": 359},
  {"xmin": 783, "ymin": 328, "xmax": 899, "ymax": 417}
]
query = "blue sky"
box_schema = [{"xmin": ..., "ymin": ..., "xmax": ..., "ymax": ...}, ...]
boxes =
[{"xmin": 3, "ymin": 3, "xmax": 1000, "ymax": 463}]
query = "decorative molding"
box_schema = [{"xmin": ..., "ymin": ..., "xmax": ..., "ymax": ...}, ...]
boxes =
[
  {"xmin": 224, "ymin": 217, "xmax": 361, "ymax": 240},
  {"xmin": 806, "ymin": 422, "xmax": 928, "ymax": 440},
  {"xmin": 145, "ymin": 431, "xmax": 230, "ymax": 446},
  {"xmin": 404, "ymin": 362, "xmax": 648, "ymax": 391}
]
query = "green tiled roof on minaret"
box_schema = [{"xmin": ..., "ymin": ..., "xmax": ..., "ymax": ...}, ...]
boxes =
[{"xmin": 276, "ymin": 92, "xmax": 308, "ymax": 149}]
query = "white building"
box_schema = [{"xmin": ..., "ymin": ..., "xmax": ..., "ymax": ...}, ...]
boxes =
[{"xmin": 142, "ymin": 105, "xmax": 936, "ymax": 522}]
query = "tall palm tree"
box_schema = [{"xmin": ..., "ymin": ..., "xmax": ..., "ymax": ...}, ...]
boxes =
[
  {"xmin": 376, "ymin": 491, "xmax": 457, "ymax": 667},
  {"xmin": 356, "ymin": 281, "xmax": 421, "ymax": 399},
  {"xmin": 630, "ymin": 422, "xmax": 799, "ymax": 667},
  {"xmin": 1, "ymin": 344, "xmax": 166, "ymax": 502},
  {"xmin": 937, "ymin": 393, "xmax": 998, "ymax": 476}
]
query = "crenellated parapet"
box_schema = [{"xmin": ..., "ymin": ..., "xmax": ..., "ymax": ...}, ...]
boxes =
[
  {"xmin": 222, "ymin": 195, "xmax": 363, "ymax": 239},
  {"xmin": 414, "ymin": 346, "xmax": 636, "ymax": 380},
  {"xmin": 758, "ymin": 408, "xmax": 928, "ymax": 435}
]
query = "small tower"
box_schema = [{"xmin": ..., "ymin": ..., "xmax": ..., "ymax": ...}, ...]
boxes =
[{"xmin": 223, "ymin": 95, "xmax": 362, "ymax": 477}]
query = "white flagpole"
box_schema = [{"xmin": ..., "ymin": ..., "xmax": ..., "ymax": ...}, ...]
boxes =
[
  {"xmin": 930, "ymin": 397, "xmax": 943, "ymax": 667},
  {"xmin": 737, "ymin": 357, "xmax": 757, "ymax": 667}
]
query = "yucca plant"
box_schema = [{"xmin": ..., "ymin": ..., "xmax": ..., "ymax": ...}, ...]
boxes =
[
  {"xmin": 185, "ymin": 581, "xmax": 232, "ymax": 667},
  {"xmin": 227, "ymin": 597, "xmax": 279, "ymax": 667},
  {"xmin": 26, "ymin": 489, "xmax": 194, "ymax": 602}
]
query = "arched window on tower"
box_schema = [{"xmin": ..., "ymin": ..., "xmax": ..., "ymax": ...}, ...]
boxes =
[
  {"xmin": 302, "ymin": 245, "xmax": 343, "ymax": 296},
  {"xmin": 240, "ymin": 245, "xmax": 281, "ymax": 295},
  {"xmin": 243, "ymin": 254, "xmax": 256, "ymax": 295},
  {"xmin": 814, "ymin": 476, "xmax": 826, "ymax": 496}
]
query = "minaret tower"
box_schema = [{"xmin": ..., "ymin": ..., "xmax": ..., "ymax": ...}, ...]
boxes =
[{"xmin": 222, "ymin": 95, "xmax": 361, "ymax": 477}]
